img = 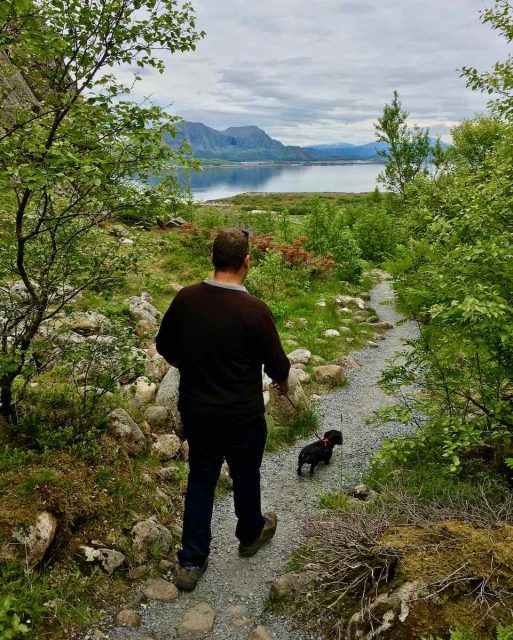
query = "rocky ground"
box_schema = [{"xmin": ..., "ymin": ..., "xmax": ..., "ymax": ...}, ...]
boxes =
[{"xmin": 89, "ymin": 277, "xmax": 419, "ymax": 640}]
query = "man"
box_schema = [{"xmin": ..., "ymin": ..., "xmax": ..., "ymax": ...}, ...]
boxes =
[{"xmin": 155, "ymin": 228, "xmax": 290, "ymax": 592}]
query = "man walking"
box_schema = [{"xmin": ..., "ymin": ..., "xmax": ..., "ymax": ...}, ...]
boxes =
[{"xmin": 156, "ymin": 228, "xmax": 290, "ymax": 592}]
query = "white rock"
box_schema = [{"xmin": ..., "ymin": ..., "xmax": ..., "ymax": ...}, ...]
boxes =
[
  {"xmin": 109, "ymin": 408, "xmax": 146, "ymax": 455},
  {"xmin": 323, "ymin": 329, "xmax": 340, "ymax": 338},
  {"xmin": 131, "ymin": 516, "xmax": 172, "ymax": 556},
  {"xmin": 17, "ymin": 511, "xmax": 57, "ymax": 569},
  {"xmin": 80, "ymin": 546, "xmax": 125, "ymax": 575},
  {"xmin": 287, "ymin": 348, "xmax": 311, "ymax": 365},
  {"xmin": 152, "ymin": 433, "xmax": 181, "ymax": 461},
  {"xmin": 125, "ymin": 292, "xmax": 161, "ymax": 327},
  {"xmin": 135, "ymin": 376, "xmax": 157, "ymax": 404},
  {"xmin": 334, "ymin": 294, "xmax": 367, "ymax": 310}
]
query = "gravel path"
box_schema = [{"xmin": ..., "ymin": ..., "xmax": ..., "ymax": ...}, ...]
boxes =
[{"xmin": 103, "ymin": 278, "xmax": 419, "ymax": 640}]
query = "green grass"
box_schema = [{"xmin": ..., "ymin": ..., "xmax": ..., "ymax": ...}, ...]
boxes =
[{"xmin": 266, "ymin": 407, "xmax": 320, "ymax": 452}]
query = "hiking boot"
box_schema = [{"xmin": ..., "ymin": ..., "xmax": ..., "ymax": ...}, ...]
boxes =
[
  {"xmin": 238, "ymin": 512, "xmax": 278, "ymax": 558},
  {"xmin": 175, "ymin": 559, "xmax": 208, "ymax": 592}
]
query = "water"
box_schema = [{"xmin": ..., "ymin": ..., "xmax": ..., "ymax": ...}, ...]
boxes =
[{"xmin": 179, "ymin": 163, "xmax": 383, "ymax": 201}]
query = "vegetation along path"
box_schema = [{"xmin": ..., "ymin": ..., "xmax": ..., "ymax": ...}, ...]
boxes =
[{"xmin": 105, "ymin": 277, "xmax": 419, "ymax": 640}]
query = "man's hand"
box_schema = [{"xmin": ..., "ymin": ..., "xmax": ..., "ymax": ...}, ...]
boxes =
[{"xmin": 271, "ymin": 378, "xmax": 289, "ymax": 396}]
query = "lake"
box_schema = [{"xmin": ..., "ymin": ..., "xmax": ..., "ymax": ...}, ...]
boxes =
[{"xmin": 179, "ymin": 163, "xmax": 383, "ymax": 201}]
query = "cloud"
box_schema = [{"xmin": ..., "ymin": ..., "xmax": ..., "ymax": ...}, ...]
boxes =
[{"xmin": 115, "ymin": 0, "xmax": 511, "ymax": 145}]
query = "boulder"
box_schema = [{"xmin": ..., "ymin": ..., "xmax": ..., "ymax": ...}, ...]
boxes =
[
  {"xmin": 338, "ymin": 356, "xmax": 359, "ymax": 370},
  {"xmin": 3, "ymin": 511, "xmax": 58, "ymax": 569},
  {"xmin": 310, "ymin": 355, "xmax": 326, "ymax": 366},
  {"xmin": 287, "ymin": 348, "xmax": 311, "ymax": 365},
  {"xmin": 53, "ymin": 311, "xmax": 110, "ymax": 336},
  {"xmin": 156, "ymin": 366, "xmax": 180, "ymax": 410},
  {"xmin": 145, "ymin": 352, "xmax": 170, "ymax": 381},
  {"xmin": 181, "ymin": 602, "xmax": 215, "ymax": 637},
  {"xmin": 292, "ymin": 362, "xmax": 307, "ymax": 371},
  {"xmin": 152, "ymin": 433, "xmax": 181, "ymax": 461},
  {"xmin": 125, "ymin": 292, "xmax": 162, "ymax": 328},
  {"xmin": 109, "ymin": 409, "xmax": 146, "ymax": 455},
  {"xmin": 135, "ymin": 376, "xmax": 157, "ymax": 405},
  {"xmin": 144, "ymin": 405, "xmax": 170, "ymax": 429},
  {"xmin": 334, "ymin": 294, "xmax": 367, "ymax": 310},
  {"xmin": 131, "ymin": 516, "xmax": 172, "ymax": 557},
  {"xmin": 290, "ymin": 368, "xmax": 310, "ymax": 384},
  {"xmin": 143, "ymin": 577, "xmax": 179, "ymax": 602},
  {"xmin": 323, "ymin": 329, "xmax": 340, "ymax": 338},
  {"xmin": 313, "ymin": 365, "xmax": 345, "ymax": 386},
  {"xmin": 270, "ymin": 571, "xmax": 317, "ymax": 602},
  {"xmin": 80, "ymin": 546, "xmax": 125, "ymax": 575}
]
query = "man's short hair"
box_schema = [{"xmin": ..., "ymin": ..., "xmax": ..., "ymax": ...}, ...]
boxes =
[{"xmin": 212, "ymin": 228, "xmax": 249, "ymax": 272}]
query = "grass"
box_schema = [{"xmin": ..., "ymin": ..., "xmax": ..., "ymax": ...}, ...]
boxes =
[{"xmin": 266, "ymin": 407, "xmax": 320, "ymax": 452}]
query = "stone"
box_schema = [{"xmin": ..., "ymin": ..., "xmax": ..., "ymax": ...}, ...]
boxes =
[
  {"xmin": 91, "ymin": 629, "xmax": 107, "ymax": 639},
  {"xmin": 170, "ymin": 282, "xmax": 183, "ymax": 293},
  {"xmin": 144, "ymin": 405, "xmax": 170, "ymax": 429},
  {"xmin": 181, "ymin": 602, "xmax": 215, "ymax": 637},
  {"xmin": 128, "ymin": 564, "xmax": 150, "ymax": 580},
  {"xmin": 334, "ymin": 294, "xmax": 367, "ymax": 310},
  {"xmin": 115, "ymin": 609, "xmax": 140, "ymax": 628},
  {"xmin": 323, "ymin": 329, "xmax": 340, "ymax": 338},
  {"xmin": 291, "ymin": 362, "xmax": 306, "ymax": 371},
  {"xmin": 145, "ymin": 352, "xmax": 170, "ymax": 381},
  {"xmin": 53, "ymin": 311, "xmax": 111, "ymax": 335},
  {"xmin": 297, "ymin": 317, "xmax": 308, "ymax": 326},
  {"xmin": 180, "ymin": 440, "xmax": 189, "ymax": 460},
  {"xmin": 143, "ymin": 577, "xmax": 179, "ymax": 602},
  {"xmin": 156, "ymin": 366, "xmax": 180, "ymax": 415},
  {"xmin": 374, "ymin": 333, "xmax": 386, "ymax": 341},
  {"xmin": 359, "ymin": 291, "xmax": 371, "ymax": 300},
  {"xmin": 80, "ymin": 546, "xmax": 125, "ymax": 575},
  {"xmin": 313, "ymin": 365, "xmax": 345, "ymax": 386},
  {"xmin": 338, "ymin": 326, "xmax": 352, "ymax": 335},
  {"xmin": 131, "ymin": 516, "xmax": 172, "ymax": 557},
  {"xmin": 157, "ymin": 465, "xmax": 179, "ymax": 481},
  {"xmin": 284, "ymin": 320, "xmax": 294, "ymax": 329},
  {"xmin": 109, "ymin": 408, "xmax": 146, "ymax": 455},
  {"xmin": 338, "ymin": 356, "xmax": 359, "ymax": 370},
  {"xmin": 5, "ymin": 511, "xmax": 58, "ymax": 569},
  {"xmin": 287, "ymin": 348, "xmax": 311, "ymax": 365},
  {"xmin": 135, "ymin": 376, "xmax": 157, "ymax": 404},
  {"xmin": 367, "ymin": 340, "xmax": 379, "ymax": 348},
  {"xmin": 284, "ymin": 339, "xmax": 298, "ymax": 347},
  {"xmin": 269, "ymin": 571, "xmax": 317, "ymax": 602},
  {"xmin": 248, "ymin": 626, "xmax": 272, "ymax": 640},
  {"xmin": 310, "ymin": 355, "xmax": 326, "ymax": 365},
  {"xmin": 125, "ymin": 292, "xmax": 162, "ymax": 327},
  {"xmin": 152, "ymin": 433, "xmax": 181, "ymax": 461},
  {"xmin": 120, "ymin": 237, "xmax": 135, "ymax": 246},
  {"xmin": 316, "ymin": 300, "xmax": 326, "ymax": 307},
  {"xmin": 366, "ymin": 315, "xmax": 380, "ymax": 324},
  {"xmin": 290, "ymin": 368, "xmax": 311, "ymax": 384},
  {"xmin": 374, "ymin": 321, "xmax": 394, "ymax": 330}
]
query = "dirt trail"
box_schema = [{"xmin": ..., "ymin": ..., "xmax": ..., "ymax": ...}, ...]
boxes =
[{"xmin": 105, "ymin": 277, "xmax": 419, "ymax": 640}]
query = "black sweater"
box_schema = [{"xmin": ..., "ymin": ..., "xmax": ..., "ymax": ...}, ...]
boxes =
[{"xmin": 155, "ymin": 281, "xmax": 290, "ymax": 417}]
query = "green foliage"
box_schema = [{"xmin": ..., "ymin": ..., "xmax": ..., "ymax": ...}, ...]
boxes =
[
  {"xmin": 353, "ymin": 204, "xmax": 397, "ymax": 262},
  {"xmin": 266, "ymin": 408, "xmax": 319, "ymax": 452},
  {"xmin": 246, "ymin": 249, "xmax": 310, "ymax": 303},
  {"xmin": 304, "ymin": 198, "xmax": 363, "ymax": 282},
  {"xmin": 0, "ymin": 597, "xmax": 30, "ymax": 639},
  {"xmin": 375, "ymin": 90, "xmax": 433, "ymax": 195},
  {"xmin": 0, "ymin": 0, "xmax": 203, "ymax": 422}
]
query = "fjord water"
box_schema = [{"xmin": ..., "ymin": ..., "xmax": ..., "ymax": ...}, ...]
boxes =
[{"xmin": 180, "ymin": 163, "xmax": 382, "ymax": 200}]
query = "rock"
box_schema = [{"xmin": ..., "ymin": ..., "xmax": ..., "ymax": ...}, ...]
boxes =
[
  {"xmin": 284, "ymin": 320, "xmax": 294, "ymax": 329},
  {"xmin": 366, "ymin": 315, "xmax": 380, "ymax": 324},
  {"xmin": 313, "ymin": 365, "xmax": 345, "ymax": 386},
  {"xmin": 270, "ymin": 571, "xmax": 317, "ymax": 602},
  {"xmin": 131, "ymin": 516, "xmax": 172, "ymax": 557},
  {"xmin": 297, "ymin": 317, "xmax": 308, "ymax": 326},
  {"xmin": 287, "ymin": 348, "xmax": 311, "ymax": 365},
  {"xmin": 115, "ymin": 609, "xmax": 140, "ymax": 628},
  {"xmin": 145, "ymin": 352, "xmax": 170, "ymax": 381},
  {"xmin": 53, "ymin": 311, "xmax": 111, "ymax": 335},
  {"xmin": 359, "ymin": 291, "xmax": 371, "ymax": 300},
  {"xmin": 128, "ymin": 564, "xmax": 150, "ymax": 580},
  {"xmin": 338, "ymin": 326, "xmax": 352, "ymax": 334},
  {"xmin": 125, "ymin": 292, "xmax": 162, "ymax": 328},
  {"xmin": 181, "ymin": 602, "xmax": 215, "ymax": 638},
  {"xmin": 180, "ymin": 440, "xmax": 189, "ymax": 460},
  {"xmin": 152, "ymin": 433, "xmax": 181, "ymax": 461},
  {"xmin": 80, "ymin": 546, "xmax": 125, "ymax": 575},
  {"xmin": 310, "ymin": 355, "xmax": 326, "ymax": 365},
  {"xmin": 316, "ymin": 300, "xmax": 326, "ymax": 307},
  {"xmin": 91, "ymin": 629, "xmax": 107, "ymax": 639},
  {"xmin": 155, "ymin": 366, "xmax": 181, "ymax": 419},
  {"xmin": 134, "ymin": 376, "xmax": 157, "ymax": 404},
  {"xmin": 374, "ymin": 321, "xmax": 394, "ymax": 330},
  {"xmin": 120, "ymin": 237, "xmax": 135, "ymax": 246},
  {"xmin": 351, "ymin": 484, "xmax": 377, "ymax": 501},
  {"xmin": 109, "ymin": 408, "xmax": 146, "ymax": 455},
  {"xmin": 4, "ymin": 511, "xmax": 58, "ymax": 569},
  {"xmin": 157, "ymin": 465, "xmax": 179, "ymax": 481},
  {"xmin": 338, "ymin": 356, "xmax": 359, "ymax": 370},
  {"xmin": 290, "ymin": 368, "xmax": 311, "ymax": 384},
  {"xmin": 284, "ymin": 339, "xmax": 298, "ymax": 347},
  {"xmin": 248, "ymin": 626, "xmax": 272, "ymax": 640},
  {"xmin": 143, "ymin": 577, "xmax": 179, "ymax": 602},
  {"xmin": 323, "ymin": 329, "xmax": 340, "ymax": 338},
  {"xmin": 367, "ymin": 340, "xmax": 379, "ymax": 348},
  {"xmin": 334, "ymin": 294, "xmax": 367, "ymax": 310},
  {"xmin": 144, "ymin": 405, "xmax": 170, "ymax": 429},
  {"xmin": 292, "ymin": 362, "xmax": 306, "ymax": 371}
]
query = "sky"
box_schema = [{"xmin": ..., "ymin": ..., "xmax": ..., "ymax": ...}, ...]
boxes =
[{"xmin": 118, "ymin": 0, "xmax": 511, "ymax": 146}]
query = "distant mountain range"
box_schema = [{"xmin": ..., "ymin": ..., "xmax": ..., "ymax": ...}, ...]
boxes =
[{"xmin": 166, "ymin": 122, "xmax": 388, "ymax": 162}]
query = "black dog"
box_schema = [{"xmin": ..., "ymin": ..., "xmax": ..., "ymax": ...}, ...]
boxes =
[{"xmin": 297, "ymin": 430, "xmax": 343, "ymax": 476}]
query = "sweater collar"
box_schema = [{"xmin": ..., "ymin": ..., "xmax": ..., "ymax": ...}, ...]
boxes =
[{"xmin": 203, "ymin": 279, "xmax": 247, "ymax": 293}]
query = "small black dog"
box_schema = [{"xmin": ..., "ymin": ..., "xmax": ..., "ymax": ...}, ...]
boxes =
[{"xmin": 297, "ymin": 430, "xmax": 343, "ymax": 476}]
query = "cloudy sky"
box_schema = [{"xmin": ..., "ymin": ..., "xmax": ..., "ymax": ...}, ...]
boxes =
[{"xmin": 120, "ymin": 0, "xmax": 510, "ymax": 145}]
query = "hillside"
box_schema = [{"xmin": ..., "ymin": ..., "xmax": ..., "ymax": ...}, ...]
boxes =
[{"xmin": 166, "ymin": 122, "xmax": 385, "ymax": 162}]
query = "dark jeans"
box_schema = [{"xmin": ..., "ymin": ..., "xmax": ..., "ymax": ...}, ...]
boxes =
[{"xmin": 177, "ymin": 411, "xmax": 267, "ymax": 568}]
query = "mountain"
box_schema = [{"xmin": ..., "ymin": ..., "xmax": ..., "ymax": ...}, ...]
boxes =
[
  {"xmin": 306, "ymin": 141, "xmax": 389, "ymax": 159},
  {"xmin": 167, "ymin": 122, "xmax": 326, "ymax": 162}
]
